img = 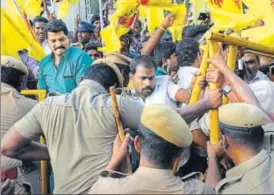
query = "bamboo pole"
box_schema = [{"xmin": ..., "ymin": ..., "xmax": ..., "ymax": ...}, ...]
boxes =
[
  {"xmin": 189, "ymin": 44, "xmax": 209, "ymax": 105},
  {"xmin": 109, "ymin": 87, "xmax": 132, "ymax": 173},
  {"xmin": 208, "ymin": 41, "xmax": 221, "ymax": 144},
  {"xmin": 21, "ymin": 90, "xmax": 48, "ymax": 195},
  {"xmin": 12, "ymin": 0, "xmax": 38, "ymax": 41},
  {"xmin": 223, "ymin": 45, "xmax": 237, "ymax": 105},
  {"xmin": 206, "ymin": 31, "xmax": 274, "ymax": 55}
]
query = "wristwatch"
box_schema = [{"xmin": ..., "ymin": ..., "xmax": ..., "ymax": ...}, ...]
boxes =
[{"xmin": 222, "ymin": 84, "xmax": 232, "ymax": 97}]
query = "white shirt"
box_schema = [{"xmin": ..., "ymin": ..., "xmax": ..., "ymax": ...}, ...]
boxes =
[
  {"xmin": 249, "ymin": 70, "xmax": 269, "ymax": 84},
  {"xmin": 42, "ymin": 40, "xmax": 51, "ymax": 55},
  {"xmin": 177, "ymin": 66, "xmax": 199, "ymax": 108},
  {"xmin": 145, "ymin": 75, "xmax": 180, "ymax": 109},
  {"xmin": 178, "ymin": 66, "xmax": 200, "ymax": 90}
]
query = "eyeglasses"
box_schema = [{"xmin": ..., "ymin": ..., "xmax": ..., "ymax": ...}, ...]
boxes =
[{"xmin": 244, "ymin": 60, "xmax": 256, "ymax": 65}]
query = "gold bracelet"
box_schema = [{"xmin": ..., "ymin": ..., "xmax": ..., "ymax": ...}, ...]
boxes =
[{"xmin": 159, "ymin": 26, "xmax": 167, "ymax": 32}]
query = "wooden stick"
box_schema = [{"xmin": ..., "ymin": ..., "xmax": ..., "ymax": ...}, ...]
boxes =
[{"xmin": 109, "ymin": 87, "xmax": 132, "ymax": 173}]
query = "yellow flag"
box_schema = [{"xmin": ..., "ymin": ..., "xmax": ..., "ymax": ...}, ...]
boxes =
[
  {"xmin": 146, "ymin": 7, "xmax": 164, "ymax": 35},
  {"xmin": 243, "ymin": 0, "xmax": 274, "ymax": 25},
  {"xmin": 1, "ymin": 7, "xmax": 45, "ymax": 61},
  {"xmin": 241, "ymin": 25, "xmax": 274, "ymax": 47},
  {"xmin": 190, "ymin": 0, "xmax": 208, "ymax": 24},
  {"xmin": 57, "ymin": 0, "xmax": 79, "ymax": 18},
  {"xmin": 167, "ymin": 4, "xmax": 187, "ymax": 42},
  {"xmin": 208, "ymin": 0, "xmax": 259, "ymax": 32},
  {"xmin": 24, "ymin": 0, "xmax": 42, "ymax": 17},
  {"xmin": 140, "ymin": 0, "xmax": 174, "ymax": 6},
  {"xmin": 100, "ymin": 0, "xmax": 139, "ymax": 52}
]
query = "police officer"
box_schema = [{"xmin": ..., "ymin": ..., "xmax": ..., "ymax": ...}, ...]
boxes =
[
  {"xmin": 1, "ymin": 56, "xmax": 37, "ymax": 194},
  {"xmin": 89, "ymin": 104, "xmax": 214, "ymax": 194},
  {"xmin": 1, "ymin": 61, "xmax": 144, "ymax": 194},
  {"xmin": 72, "ymin": 21, "xmax": 96, "ymax": 50},
  {"xmin": 206, "ymin": 103, "xmax": 274, "ymax": 194}
]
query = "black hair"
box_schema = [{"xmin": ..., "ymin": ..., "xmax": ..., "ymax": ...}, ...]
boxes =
[
  {"xmin": 176, "ymin": 38, "xmax": 199, "ymax": 67},
  {"xmin": 82, "ymin": 64, "xmax": 119, "ymax": 90},
  {"xmin": 45, "ymin": 19, "xmax": 68, "ymax": 39},
  {"xmin": 120, "ymin": 34, "xmax": 132, "ymax": 47},
  {"xmin": 85, "ymin": 42, "xmax": 103, "ymax": 55},
  {"xmin": 1, "ymin": 66, "xmax": 25, "ymax": 91},
  {"xmin": 152, "ymin": 42, "xmax": 176, "ymax": 67},
  {"xmin": 130, "ymin": 55, "xmax": 157, "ymax": 74},
  {"xmin": 91, "ymin": 14, "xmax": 100, "ymax": 24},
  {"xmin": 220, "ymin": 123, "xmax": 264, "ymax": 152},
  {"xmin": 33, "ymin": 16, "xmax": 49, "ymax": 26},
  {"xmin": 138, "ymin": 124, "xmax": 182, "ymax": 169}
]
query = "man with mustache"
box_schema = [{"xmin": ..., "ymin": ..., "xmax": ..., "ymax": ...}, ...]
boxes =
[{"xmin": 38, "ymin": 20, "xmax": 93, "ymax": 94}]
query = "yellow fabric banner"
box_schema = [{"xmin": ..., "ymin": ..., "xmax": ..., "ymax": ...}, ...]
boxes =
[{"xmin": 1, "ymin": 7, "xmax": 45, "ymax": 61}]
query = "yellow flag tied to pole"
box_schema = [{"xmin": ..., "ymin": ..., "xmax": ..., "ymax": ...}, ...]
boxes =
[
  {"xmin": 99, "ymin": 0, "xmax": 139, "ymax": 52},
  {"xmin": 100, "ymin": 0, "xmax": 176, "ymax": 52},
  {"xmin": 1, "ymin": 7, "xmax": 45, "ymax": 61},
  {"xmin": 208, "ymin": 0, "xmax": 258, "ymax": 32}
]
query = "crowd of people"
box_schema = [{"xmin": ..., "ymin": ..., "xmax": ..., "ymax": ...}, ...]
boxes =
[{"xmin": 1, "ymin": 3, "xmax": 274, "ymax": 194}]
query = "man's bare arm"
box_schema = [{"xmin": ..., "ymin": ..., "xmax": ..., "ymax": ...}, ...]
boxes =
[
  {"xmin": 141, "ymin": 14, "xmax": 175, "ymax": 55},
  {"xmin": 207, "ymin": 49, "xmax": 260, "ymax": 107},
  {"xmin": 1, "ymin": 127, "xmax": 50, "ymax": 161},
  {"xmin": 205, "ymin": 141, "xmax": 223, "ymax": 189},
  {"xmin": 176, "ymin": 88, "xmax": 222, "ymax": 123}
]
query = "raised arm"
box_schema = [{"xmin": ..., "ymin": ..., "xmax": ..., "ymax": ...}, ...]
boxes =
[{"xmin": 141, "ymin": 14, "xmax": 175, "ymax": 55}]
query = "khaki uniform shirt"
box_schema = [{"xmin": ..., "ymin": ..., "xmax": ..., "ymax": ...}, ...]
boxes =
[
  {"xmin": 216, "ymin": 149, "xmax": 274, "ymax": 194},
  {"xmin": 13, "ymin": 80, "xmax": 143, "ymax": 194},
  {"xmin": 89, "ymin": 167, "xmax": 214, "ymax": 194},
  {"xmin": 1, "ymin": 82, "xmax": 37, "ymax": 194}
]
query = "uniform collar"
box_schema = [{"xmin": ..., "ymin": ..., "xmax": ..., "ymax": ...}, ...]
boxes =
[
  {"xmin": 1, "ymin": 82, "xmax": 19, "ymax": 95},
  {"xmin": 226, "ymin": 149, "xmax": 269, "ymax": 178},
  {"xmin": 135, "ymin": 166, "xmax": 173, "ymax": 177},
  {"xmin": 78, "ymin": 80, "xmax": 107, "ymax": 94}
]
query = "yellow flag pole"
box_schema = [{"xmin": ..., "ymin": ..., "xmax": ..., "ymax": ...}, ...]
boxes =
[
  {"xmin": 208, "ymin": 40, "xmax": 221, "ymax": 144},
  {"xmin": 21, "ymin": 90, "xmax": 48, "ymax": 195},
  {"xmin": 189, "ymin": 44, "xmax": 209, "ymax": 105},
  {"xmin": 223, "ymin": 45, "xmax": 237, "ymax": 105},
  {"xmin": 11, "ymin": 0, "xmax": 38, "ymax": 41}
]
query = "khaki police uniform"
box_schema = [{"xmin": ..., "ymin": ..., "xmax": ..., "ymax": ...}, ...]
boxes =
[
  {"xmin": 89, "ymin": 104, "xmax": 214, "ymax": 194},
  {"xmin": 1, "ymin": 56, "xmax": 37, "ymax": 194},
  {"xmin": 216, "ymin": 103, "xmax": 274, "ymax": 194},
  {"xmin": 13, "ymin": 79, "xmax": 143, "ymax": 194}
]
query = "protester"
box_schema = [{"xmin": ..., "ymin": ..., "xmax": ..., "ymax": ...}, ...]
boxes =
[
  {"xmin": 152, "ymin": 41, "xmax": 176, "ymax": 76},
  {"xmin": 85, "ymin": 42, "xmax": 103, "ymax": 60},
  {"xmin": 32, "ymin": 16, "xmax": 50, "ymax": 52},
  {"xmin": 1, "ymin": 56, "xmax": 37, "ymax": 194},
  {"xmin": 128, "ymin": 20, "xmax": 143, "ymax": 55},
  {"xmin": 206, "ymin": 103, "xmax": 274, "ymax": 194},
  {"xmin": 89, "ymin": 104, "xmax": 214, "ymax": 194},
  {"xmin": 241, "ymin": 52, "xmax": 269, "ymax": 83},
  {"xmin": 38, "ymin": 19, "xmax": 93, "ymax": 94}
]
